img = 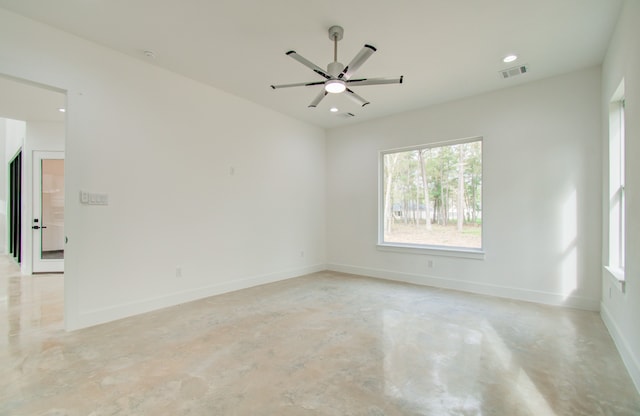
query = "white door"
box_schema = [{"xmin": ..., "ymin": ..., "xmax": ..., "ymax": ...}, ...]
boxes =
[{"xmin": 32, "ymin": 151, "xmax": 65, "ymax": 273}]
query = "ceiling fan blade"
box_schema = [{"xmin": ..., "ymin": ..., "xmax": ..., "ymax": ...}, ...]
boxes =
[
  {"xmin": 344, "ymin": 88, "xmax": 370, "ymax": 107},
  {"xmin": 271, "ymin": 81, "xmax": 325, "ymax": 89},
  {"xmin": 347, "ymin": 76, "xmax": 404, "ymax": 87},
  {"xmin": 308, "ymin": 89, "xmax": 328, "ymax": 108},
  {"xmin": 340, "ymin": 44, "xmax": 376, "ymax": 80},
  {"xmin": 286, "ymin": 51, "xmax": 330, "ymax": 80}
]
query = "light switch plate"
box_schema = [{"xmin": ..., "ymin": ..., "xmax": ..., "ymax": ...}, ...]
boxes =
[{"xmin": 80, "ymin": 190, "xmax": 108, "ymax": 205}]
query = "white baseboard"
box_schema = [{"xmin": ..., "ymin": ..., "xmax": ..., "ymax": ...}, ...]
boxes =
[
  {"xmin": 600, "ymin": 301, "xmax": 640, "ymax": 394},
  {"xmin": 327, "ymin": 263, "xmax": 600, "ymax": 311},
  {"xmin": 71, "ymin": 263, "xmax": 327, "ymax": 330}
]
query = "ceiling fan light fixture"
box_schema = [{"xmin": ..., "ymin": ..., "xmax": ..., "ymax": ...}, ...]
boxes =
[{"xmin": 325, "ymin": 79, "xmax": 346, "ymax": 94}]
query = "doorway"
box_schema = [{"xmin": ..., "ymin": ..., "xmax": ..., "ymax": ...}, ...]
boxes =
[
  {"xmin": 9, "ymin": 150, "xmax": 22, "ymax": 263},
  {"xmin": 32, "ymin": 151, "xmax": 64, "ymax": 273},
  {"xmin": 1, "ymin": 74, "xmax": 66, "ymax": 275}
]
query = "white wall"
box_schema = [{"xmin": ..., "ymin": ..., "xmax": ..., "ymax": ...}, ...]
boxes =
[
  {"xmin": 327, "ymin": 67, "xmax": 602, "ymax": 311},
  {"xmin": 4, "ymin": 118, "xmax": 25, "ymax": 158},
  {"xmin": 0, "ymin": 8, "xmax": 326, "ymax": 330},
  {"xmin": 600, "ymin": 0, "xmax": 640, "ymax": 392}
]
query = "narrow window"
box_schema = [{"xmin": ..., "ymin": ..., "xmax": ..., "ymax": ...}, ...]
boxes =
[
  {"xmin": 381, "ymin": 138, "xmax": 482, "ymax": 251},
  {"xmin": 608, "ymin": 81, "xmax": 625, "ymax": 280}
]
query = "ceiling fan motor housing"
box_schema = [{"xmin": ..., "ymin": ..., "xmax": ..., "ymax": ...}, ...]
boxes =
[{"xmin": 328, "ymin": 61, "xmax": 345, "ymax": 77}]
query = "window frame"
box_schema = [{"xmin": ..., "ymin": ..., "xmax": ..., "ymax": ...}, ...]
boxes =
[
  {"xmin": 377, "ymin": 136, "xmax": 485, "ymax": 260},
  {"xmin": 606, "ymin": 80, "xmax": 626, "ymax": 290}
]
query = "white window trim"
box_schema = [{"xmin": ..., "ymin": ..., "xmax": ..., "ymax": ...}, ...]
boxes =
[
  {"xmin": 377, "ymin": 242, "xmax": 485, "ymax": 260},
  {"xmin": 607, "ymin": 81, "xmax": 625, "ymax": 287},
  {"xmin": 378, "ymin": 136, "xmax": 484, "ymax": 258},
  {"xmin": 604, "ymin": 266, "xmax": 626, "ymax": 293}
]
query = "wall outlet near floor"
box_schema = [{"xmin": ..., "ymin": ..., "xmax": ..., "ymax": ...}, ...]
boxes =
[
  {"xmin": 427, "ymin": 259, "xmax": 434, "ymax": 269},
  {"xmin": 300, "ymin": 251, "xmax": 305, "ymax": 258},
  {"xmin": 176, "ymin": 266, "xmax": 182, "ymax": 278}
]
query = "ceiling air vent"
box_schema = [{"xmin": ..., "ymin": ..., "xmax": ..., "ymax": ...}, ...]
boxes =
[{"xmin": 500, "ymin": 65, "xmax": 528, "ymax": 79}]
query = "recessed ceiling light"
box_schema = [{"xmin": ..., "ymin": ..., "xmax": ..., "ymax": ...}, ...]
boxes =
[
  {"xmin": 503, "ymin": 54, "xmax": 518, "ymax": 63},
  {"xmin": 58, "ymin": 108, "xmax": 66, "ymax": 113},
  {"xmin": 330, "ymin": 107, "xmax": 339, "ymax": 113}
]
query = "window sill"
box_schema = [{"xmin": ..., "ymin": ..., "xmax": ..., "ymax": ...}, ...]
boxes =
[
  {"xmin": 605, "ymin": 266, "xmax": 626, "ymax": 293},
  {"xmin": 377, "ymin": 243, "xmax": 485, "ymax": 260}
]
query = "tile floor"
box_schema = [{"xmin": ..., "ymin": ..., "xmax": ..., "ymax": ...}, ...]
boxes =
[{"xmin": 1, "ymin": 255, "xmax": 639, "ymax": 415}]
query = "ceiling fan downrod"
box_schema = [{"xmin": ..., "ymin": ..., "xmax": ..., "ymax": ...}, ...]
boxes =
[{"xmin": 327, "ymin": 26, "xmax": 345, "ymax": 76}]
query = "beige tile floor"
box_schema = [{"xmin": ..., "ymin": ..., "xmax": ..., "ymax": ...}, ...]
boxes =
[{"xmin": 1, "ymin": 255, "xmax": 639, "ymax": 415}]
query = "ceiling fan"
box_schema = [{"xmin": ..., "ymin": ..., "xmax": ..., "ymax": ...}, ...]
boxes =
[{"xmin": 271, "ymin": 25, "xmax": 403, "ymax": 108}]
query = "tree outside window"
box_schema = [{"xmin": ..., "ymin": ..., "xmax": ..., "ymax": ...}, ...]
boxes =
[{"xmin": 381, "ymin": 138, "xmax": 482, "ymax": 250}]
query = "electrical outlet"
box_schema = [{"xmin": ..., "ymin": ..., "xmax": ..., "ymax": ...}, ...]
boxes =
[
  {"xmin": 300, "ymin": 251, "xmax": 305, "ymax": 258},
  {"xmin": 176, "ymin": 266, "xmax": 182, "ymax": 278},
  {"xmin": 427, "ymin": 259, "xmax": 434, "ymax": 268}
]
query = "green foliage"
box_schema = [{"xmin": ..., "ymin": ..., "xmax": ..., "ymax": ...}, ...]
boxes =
[{"xmin": 383, "ymin": 140, "xmax": 482, "ymax": 235}]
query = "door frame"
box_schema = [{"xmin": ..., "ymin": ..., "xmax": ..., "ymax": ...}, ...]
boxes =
[
  {"xmin": 8, "ymin": 149, "xmax": 23, "ymax": 264},
  {"xmin": 32, "ymin": 150, "xmax": 64, "ymax": 273}
]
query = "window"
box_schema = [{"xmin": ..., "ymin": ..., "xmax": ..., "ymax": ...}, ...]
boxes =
[
  {"xmin": 380, "ymin": 138, "xmax": 482, "ymax": 252},
  {"xmin": 607, "ymin": 81, "xmax": 625, "ymax": 281}
]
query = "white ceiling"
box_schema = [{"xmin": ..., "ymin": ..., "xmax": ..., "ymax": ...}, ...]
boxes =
[
  {"xmin": 0, "ymin": 75, "xmax": 65, "ymax": 123},
  {"xmin": 0, "ymin": 0, "xmax": 622, "ymax": 128}
]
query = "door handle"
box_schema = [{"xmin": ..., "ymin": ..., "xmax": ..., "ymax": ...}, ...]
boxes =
[{"xmin": 32, "ymin": 225, "xmax": 47, "ymax": 230}]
